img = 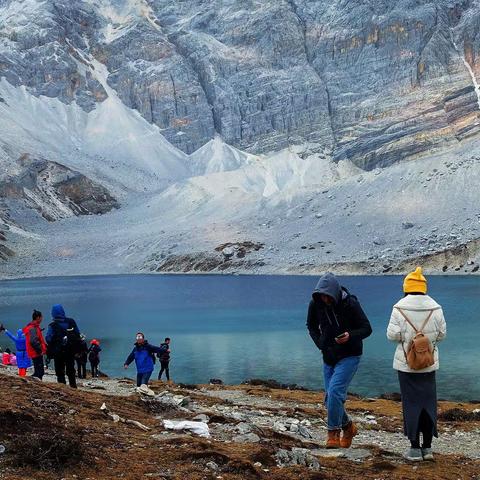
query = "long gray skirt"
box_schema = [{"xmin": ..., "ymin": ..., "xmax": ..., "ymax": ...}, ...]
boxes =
[{"xmin": 398, "ymin": 371, "xmax": 438, "ymax": 441}]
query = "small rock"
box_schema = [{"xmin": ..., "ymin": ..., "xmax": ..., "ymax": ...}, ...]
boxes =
[
  {"xmin": 235, "ymin": 422, "xmax": 253, "ymax": 434},
  {"xmin": 206, "ymin": 461, "xmax": 219, "ymax": 471},
  {"xmin": 273, "ymin": 421, "xmax": 287, "ymax": 432},
  {"xmin": 233, "ymin": 433, "xmax": 261, "ymax": 443},
  {"xmin": 192, "ymin": 414, "xmax": 210, "ymax": 423},
  {"xmin": 222, "ymin": 247, "xmax": 235, "ymax": 259},
  {"xmin": 276, "ymin": 448, "xmax": 320, "ymax": 470},
  {"xmin": 298, "ymin": 425, "xmax": 313, "ymax": 439},
  {"xmin": 209, "ymin": 378, "xmax": 223, "ymax": 385}
]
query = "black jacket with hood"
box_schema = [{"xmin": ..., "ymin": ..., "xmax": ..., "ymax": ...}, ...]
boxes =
[{"xmin": 307, "ymin": 273, "xmax": 372, "ymax": 366}]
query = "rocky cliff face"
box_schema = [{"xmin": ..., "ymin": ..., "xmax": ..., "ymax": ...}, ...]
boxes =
[
  {"xmin": 0, "ymin": 154, "xmax": 119, "ymax": 222},
  {"xmin": 2, "ymin": 0, "xmax": 480, "ymax": 167}
]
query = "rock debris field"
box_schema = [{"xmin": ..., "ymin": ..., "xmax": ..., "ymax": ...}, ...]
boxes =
[{"xmin": 0, "ymin": 366, "xmax": 479, "ymax": 480}]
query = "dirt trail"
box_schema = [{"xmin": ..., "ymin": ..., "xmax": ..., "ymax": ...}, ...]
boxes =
[{"xmin": 0, "ymin": 367, "xmax": 479, "ymax": 480}]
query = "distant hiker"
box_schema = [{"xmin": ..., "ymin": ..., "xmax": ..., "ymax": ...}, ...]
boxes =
[
  {"xmin": 157, "ymin": 337, "xmax": 171, "ymax": 382},
  {"xmin": 124, "ymin": 332, "xmax": 165, "ymax": 387},
  {"xmin": 10, "ymin": 352, "xmax": 17, "ymax": 366},
  {"xmin": 307, "ymin": 272, "xmax": 372, "ymax": 449},
  {"xmin": 0, "ymin": 323, "xmax": 31, "ymax": 376},
  {"xmin": 45, "ymin": 305, "xmax": 81, "ymax": 388},
  {"xmin": 23, "ymin": 310, "xmax": 47, "ymax": 380},
  {"xmin": 75, "ymin": 334, "xmax": 89, "ymax": 379},
  {"xmin": 387, "ymin": 267, "xmax": 446, "ymax": 462},
  {"xmin": 2, "ymin": 347, "xmax": 12, "ymax": 365},
  {"xmin": 88, "ymin": 339, "xmax": 102, "ymax": 378}
]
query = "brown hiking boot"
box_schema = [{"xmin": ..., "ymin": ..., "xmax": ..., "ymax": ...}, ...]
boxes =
[
  {"xmin": 326, "ymin": 429, "xmax": 341, "ymax": 449},
  {"xmin": 340, "ymin": 421, "xmax": 358, "ymax": 448}
]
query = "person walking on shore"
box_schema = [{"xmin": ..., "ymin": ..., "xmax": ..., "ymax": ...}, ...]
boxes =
[
  {"xmin": 387, "ymin": 267, "xmax": 446, "ymax": 462},
  {"xmin": 307, "ymin": 272, "xmax": 372, "ymax": 449},
  {"xmin": 124, "ymin": 333, "xmax": 164, "ymax": 387},
  {"xmin": 88, "ymin": 339, "xmax": 102, "ymax": 378},
  {"xmin": 157, "ymin": 337, "xmax": 171, "ymax": 382},
  {"xmin": 23, "ymin": 310, "xmax": 47, "ymax": 379},
  {"xmin": 76, "ymin": 334, "xmax": 89, "ymax": 379},
  {"xmin": 0, "ymin": 324, "xmax": 31, "ymax": 376},
  {"xmin": 46, "ymin": 305, "xmax": 81, "ymax": 388}
]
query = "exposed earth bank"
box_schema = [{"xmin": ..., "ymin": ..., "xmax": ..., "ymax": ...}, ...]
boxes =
[{"xmin": 0, "ymin": 367, "xmax": 479, "ymax": 480}]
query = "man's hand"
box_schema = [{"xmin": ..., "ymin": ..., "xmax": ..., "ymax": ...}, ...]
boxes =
[
  {"xmin": 335, "ymin": 332, "xmax": 350, "ymax": 344},
  {"xmin": 123, "ymin": 364, "xmax": 128, "ymax": 369}
]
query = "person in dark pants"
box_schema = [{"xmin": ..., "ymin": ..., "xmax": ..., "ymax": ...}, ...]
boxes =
[
  {"xmin": 45, "ymin": 305, "xmax": 81, "ymax": 388},
  {"xmin": 124, "ymin": 333, "xmax": 165, "ymax": 387},
  {"xmin": 76, "ymin": 334, "xmax": 88, "ymax": 379},
  {"xmin": 88, "ymin": 339, "xmax": 102, "ymax": 378},
  {"xmin": 23, "ymin": 310, "xmax": 47, "ymax": 380},
  {"xmin": 157, "ymin": 337, "xmax": 171, "ymax": 382},
  {"xmin": 307, "ymin": 272, "xmax": 372, "ymax": 449},
  {"xmin": 387, "ymin": 267, "xmax": 447, "ymax": 462}
]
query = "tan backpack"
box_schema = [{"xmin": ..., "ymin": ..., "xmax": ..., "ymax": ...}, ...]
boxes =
[{"xmin": 395, "ymin": 308, "xmax": 435, "ymax": 370}]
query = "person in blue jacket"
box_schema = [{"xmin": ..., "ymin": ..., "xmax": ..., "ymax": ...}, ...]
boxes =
[
  {"xmin": 124, "ymin": 332, "xmax": 166, "ymax": 387},
  {"xmin": 2, "ymin": 327, "xmax": 31, "ymax": 376}
]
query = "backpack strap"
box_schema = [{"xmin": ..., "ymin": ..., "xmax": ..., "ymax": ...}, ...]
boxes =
[
  {"xmin": 394, "ymin": 307, "xmax": 418, "ymax": 333},
  {"xmin": 418, "ymin": 309, "xmax": 434, "ymax": 333}
]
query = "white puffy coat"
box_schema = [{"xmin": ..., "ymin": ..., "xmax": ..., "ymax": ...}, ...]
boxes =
[{"xmin": 386, "ymin": 294, "xmax": 447, "ymax": 373}]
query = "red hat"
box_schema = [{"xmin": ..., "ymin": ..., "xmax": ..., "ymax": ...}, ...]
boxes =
[{"xmin": 91, "ymin": 339, "xmax": 100, "ymax": 345}]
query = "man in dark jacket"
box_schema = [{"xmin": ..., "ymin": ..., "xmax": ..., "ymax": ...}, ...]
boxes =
[
  {"xmin": 45, "ymin": 304, "xmax": 81, "ymax": 388},
  {"xmin": 157, "ymin": 337, "xmax": 171, "ymax": 382},
  {"xmin": 307, "ymin": 273, "xmax": 372, "ymax": 449},
  {"xmin": 75, "ymin": 334, "xmax": 89, "ymax": 379},
  {"xmin": 124, "ymin": 333, "xmax": 166, "ymax": 387}
]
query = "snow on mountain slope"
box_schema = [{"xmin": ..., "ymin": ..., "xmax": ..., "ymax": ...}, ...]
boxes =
[
  {"xmin": 0, "ymin": 73, "xmax": 188, "ymax": 194},
  {"xmin": 188, "ymin": 135, "xmax": 257, "ymax": 176},
  {"xmin": 4, "ymin": 135, "xmax": 479, "ymax": 279}
]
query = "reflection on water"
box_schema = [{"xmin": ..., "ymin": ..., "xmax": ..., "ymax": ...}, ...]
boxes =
[{"xmin": 0, "ymin": 274, "xmax": 479, "ymax": 400}]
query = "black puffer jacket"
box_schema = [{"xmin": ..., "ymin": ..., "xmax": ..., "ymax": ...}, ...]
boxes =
[{"xmin": 306, "ymin": 273, "xmax": 372, "ymax": 366}]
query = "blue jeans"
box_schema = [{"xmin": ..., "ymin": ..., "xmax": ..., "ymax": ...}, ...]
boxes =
[
  {"xmin": 323, "ymin": 356, "xmax": 361, "ymax": 430},
  {"xmin": 136, "ymin": 371, "xmax": 152, "ymax": 387}
]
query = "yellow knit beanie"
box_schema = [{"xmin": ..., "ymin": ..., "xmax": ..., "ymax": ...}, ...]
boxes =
[{"xmin": 403, "ymin": 266, "xmax": 427, "ymax": 294}]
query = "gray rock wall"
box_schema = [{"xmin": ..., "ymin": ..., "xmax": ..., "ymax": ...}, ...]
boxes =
[{"xmin": 1, "ymin": 0, "xmax": 480, "ymax": 167}]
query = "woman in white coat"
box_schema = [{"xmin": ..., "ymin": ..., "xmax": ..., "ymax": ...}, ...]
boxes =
[{"xmin": 387, "ymin": 267, "xmax": 446, "ymax": 462}]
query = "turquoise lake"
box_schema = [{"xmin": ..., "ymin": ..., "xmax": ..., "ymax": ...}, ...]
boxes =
[{"xmin": 0, "ymin": 275, "xmax": 478, "ymax": 400}]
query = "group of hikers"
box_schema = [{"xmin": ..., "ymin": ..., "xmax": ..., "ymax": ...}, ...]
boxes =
[
  {"xmin": 307, "ymin": 266, "xmax": 446, "ymax": 462},
  {"xmin": 0, "ymin": 266, "xmax": 446, "ymax": 462},
  {"xmin": 0, "ymin": 306, "xmax": 102, "ymax": 387},
  {"xmin": 0, "ymin": 304, "xmax": 173, "ymax": 389}
]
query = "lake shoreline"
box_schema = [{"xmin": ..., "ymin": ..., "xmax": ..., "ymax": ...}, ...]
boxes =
[{"xmin": 1, "ymin": 270, "xmax": 479, "ymax": 283}]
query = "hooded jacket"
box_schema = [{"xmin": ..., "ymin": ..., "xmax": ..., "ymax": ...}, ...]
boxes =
[
  {"xmin": 307, "ymin": 273, "xmax": 372, "ymax": 366},
  {"xmin": 45, "ymin": 305, "xmax": 80, "ymax": 356},
  {"xmin": 5, "ymin": 329, "xmax": 32, "ymax": 369},
  {"xmin": 125, "ymin": 341, "xmax": 164, "ymax": 374},
  {"xmin": 387, "ymin": 294, "xmax": 446, "ymax": 373}
]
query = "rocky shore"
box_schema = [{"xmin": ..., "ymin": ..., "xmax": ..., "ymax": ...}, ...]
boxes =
[{"xmin": 0, "ymin": 366, "xmax": 479, "ymax": 480}]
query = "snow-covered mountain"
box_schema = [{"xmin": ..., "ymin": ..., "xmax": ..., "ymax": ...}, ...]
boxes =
[{"xmin": 1, "ymin": 0, "xmax": 480, "ymax": 277}]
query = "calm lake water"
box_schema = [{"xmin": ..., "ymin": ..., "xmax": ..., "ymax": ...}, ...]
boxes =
[{"xmin": 0, "ymin": 275, "xmax": 479, "ymax": 400}]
